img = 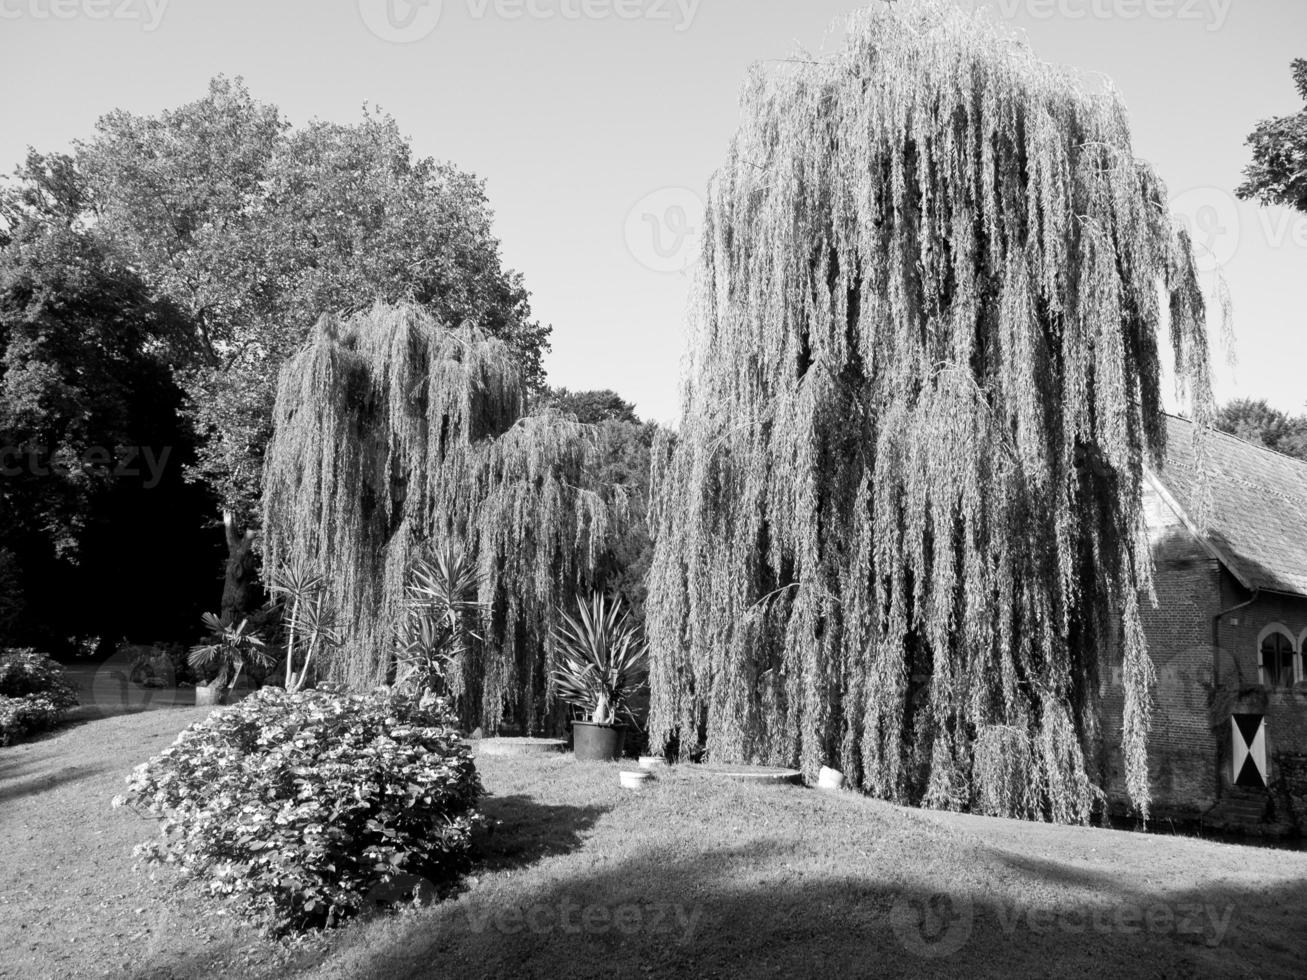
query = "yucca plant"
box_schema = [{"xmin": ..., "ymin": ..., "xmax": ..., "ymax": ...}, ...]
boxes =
[
  {"xmin": 268, "ymin": 560, "xmax": 339, "ymax": 693},
  {"xmin": 188, "ymin": 613, "xmax": 273, "ymax": 700},
  {"xmin": 395, "ymin": 541, "xmax": 483, "ymax": 697},
  {"xmin": 550, "ymin": 594, "xmax": 648, "ymax": 727}
]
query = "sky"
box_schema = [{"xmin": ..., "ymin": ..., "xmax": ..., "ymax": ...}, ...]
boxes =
[{"xmin": 1, "ymin": 0, "xmax": 1305, "ymax": 425}]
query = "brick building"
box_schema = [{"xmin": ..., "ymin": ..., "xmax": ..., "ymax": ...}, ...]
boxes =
[{"xmin": 1102, "ymin": 415, "xmax": 1307, "ymax": 835}]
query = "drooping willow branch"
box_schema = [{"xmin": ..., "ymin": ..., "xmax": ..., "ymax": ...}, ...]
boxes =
[
  {"xmin": 262, "ymin": 303, "xmax": 631, "ymax": 732},
  {"xmin": 646, "ymin": 0, "xmax": 1218, "ymax": 823}
]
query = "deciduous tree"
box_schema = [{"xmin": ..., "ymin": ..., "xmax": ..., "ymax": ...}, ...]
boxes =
[
  {"xmin": 1216, "ymin": 399, "xmax": 1307, "ymax": 461},
  {"xmin": 1238, "ymin": 59, "xmax": 1307, "ymax": 214},
  {"xmin": 0, "ymin": 163, "xmax": 216, "ymax": 649},
  {"xmin": 75, "ymin": 78, "xmax": 549, "ymax": 616}
]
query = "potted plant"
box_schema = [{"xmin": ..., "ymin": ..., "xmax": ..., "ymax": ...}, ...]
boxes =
[
  {"xmin": 189, "ymin": 613, "xmax": 272, "ymax": 706},
  {"xmin": 550, "ymin": 594, "xmax": 648, "ymax": 762}
]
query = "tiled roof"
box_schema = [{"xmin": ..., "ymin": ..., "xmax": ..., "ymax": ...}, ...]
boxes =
[{"xmin": 1148, "ymin": 414, "xmax": 1307, "ymax": 597}]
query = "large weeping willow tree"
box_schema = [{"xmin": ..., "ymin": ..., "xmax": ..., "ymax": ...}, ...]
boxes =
[
  {"xmin": 262, "ymin": 303, "xmax": 626, "ymax": 732},
  {"xmin": 646, "ymin": 0, "xmax": 1217, "ymax": 823}
]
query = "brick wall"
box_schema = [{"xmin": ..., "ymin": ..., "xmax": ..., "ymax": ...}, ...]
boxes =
[
  {"xmin": 1101, "ymin": 479, "xmax": 1307, "ymax": 830},
  {"xmin": 1101, "ymin": 480, "xmax": 1224, "ymax": 817}
]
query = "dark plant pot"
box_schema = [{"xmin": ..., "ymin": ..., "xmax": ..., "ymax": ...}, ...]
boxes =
[
  {"xmin": 195, "ymin": 684, "xmax": 224, "ymax": 707},
  {"xmin": 572, "ymin": 721, "xmax": 626, "ymax": 762}
]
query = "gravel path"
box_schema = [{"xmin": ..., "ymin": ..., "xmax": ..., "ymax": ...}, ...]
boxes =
[{"xmin": 0, "ymin": 708, "xmax": 266, "ymax": 980}]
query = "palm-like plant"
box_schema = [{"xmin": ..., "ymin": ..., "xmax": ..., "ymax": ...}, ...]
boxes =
[
  {"xmin": 268, "ymin": 560, "xmax": 338, "ymax": 693},
  {"xmin": 188, "ymin": 613, "xmax": 273, "ymax": 699},
  {"xmin": 550, "ymin": 594, "xmax": 648, "ymax": 727},
  {"xmin": 395, "ymin": 541, "xmax": 483, "ymax": 696}
]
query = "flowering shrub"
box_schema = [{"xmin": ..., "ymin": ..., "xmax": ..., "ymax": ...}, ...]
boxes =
[
  {"xmin": 115, "ymin": 686, "xmax": 482, "ymax": 934},
  {"xmin": 0, "ymin": 649, "xmax": 79, "ymax": 745}
]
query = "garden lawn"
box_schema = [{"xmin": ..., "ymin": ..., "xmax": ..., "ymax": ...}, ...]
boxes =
[{"xmin": 1, "ymin": 712, "xmax": 1304, "ymax": 979}]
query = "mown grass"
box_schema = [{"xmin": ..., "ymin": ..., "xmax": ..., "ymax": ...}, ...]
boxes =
[{"xmin": 3, "ymin": 711, "xmax": 1305, "ymax": 979}]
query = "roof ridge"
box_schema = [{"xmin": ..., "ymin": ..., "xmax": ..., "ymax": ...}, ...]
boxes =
[{"xmin": 1165, "ymin": 411, "xmax": 1307, "ymax": 471}]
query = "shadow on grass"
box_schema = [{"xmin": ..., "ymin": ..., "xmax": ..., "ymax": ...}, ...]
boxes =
[
  {"xmin": 0, "ymin": 725, "xmax": 122, "ymax": 800},
  {"xmin": 63, "ymin": 702, "xmax": 201, "ymax": 725},
  {"xmin": 314, "ymin": 836, "xmax": 1307, "ymax": 980},
  {"xmin": 112, "ymin": 773, "xmax": 1307, "ymax": 980},
  {"xmin": 0, "ymin": 764, "xmax": 102, "ymax": 804},
  {"xmin": 473, "ymin": 794, "xmax": 611, "ymax": 873},
  {"xmin": 112, "ymin": 785, "xmax": 1307, "ymax": 980},
  {"xmin": 980, "ymin": 847, "xmax": 1127, "ymax": 892}
]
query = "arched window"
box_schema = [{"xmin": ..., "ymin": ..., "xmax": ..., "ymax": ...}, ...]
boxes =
[{"xmin": 1259, "ymin": 626, "xmax": 1296, "ymax": 688}]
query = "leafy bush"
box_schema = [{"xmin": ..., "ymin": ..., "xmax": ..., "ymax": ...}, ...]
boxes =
[
  {"xmin": 0, "ymin": 649, "xmax": 79, "ymax": 745},
  {"xmin": 0, "ymin": 648, "xmax": 77, "ymax": 699},
  {"xmin": 115, "ymin": 686, "xmax": 482, "ymax": 933},
  {"xmin": 0, "ymin": 694, "xmax": 75, "ymax": 745}
]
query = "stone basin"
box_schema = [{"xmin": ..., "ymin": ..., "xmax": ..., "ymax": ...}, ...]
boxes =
[{"xmin": 471, "ymin": 737, "xmax": 568, "ymax": 758}]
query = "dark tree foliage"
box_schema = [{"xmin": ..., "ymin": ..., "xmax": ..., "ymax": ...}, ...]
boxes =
[
  {"xmin": 544, "ymin": 388, "xmax": 642, "ymax": 426},
  {"xmin": 73, "ymin": 77, "xmax": 549, "ymax": 527},
  {"xmin": 0, "ymin": 548, "xmax": 21, "ymax": 642},
  {"xmin": 1238, "ymin": 59, "xmax": 1307, "ymax": 213},
  {"xmin": 48, "ymin": 76, "xmax": 551, "ymax": 619},
  {"xmin": 0, "ymin": 184, "xmax": 218, "ymax": 653}
]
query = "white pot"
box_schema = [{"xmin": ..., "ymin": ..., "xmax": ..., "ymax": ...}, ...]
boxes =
[
  {"xmin": 817, "ymin": 766, "xmax": 845, "ymax": 791},
  {"xmin": 620, "ymin": 770, "xmax": 655, "ymax": 790}
]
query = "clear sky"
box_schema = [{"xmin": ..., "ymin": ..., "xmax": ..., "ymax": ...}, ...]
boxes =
[{"xmin": 2, "ymin": 0, "xmax": 1304, "ymax": 424}]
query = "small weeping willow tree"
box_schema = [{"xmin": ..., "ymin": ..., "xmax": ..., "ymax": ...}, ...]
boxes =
[
  {"xmin": 262, "ymin": 303, "xmax": 626, "ymax": 732},
  {"xmin": 646, "ymin": 0, "xmax": 1218, "ymax": 823}
]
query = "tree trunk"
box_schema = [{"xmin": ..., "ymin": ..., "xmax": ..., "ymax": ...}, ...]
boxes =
[{"xmin": 221, "ymin": 510, "xmax": 260, "ymax": 623}]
